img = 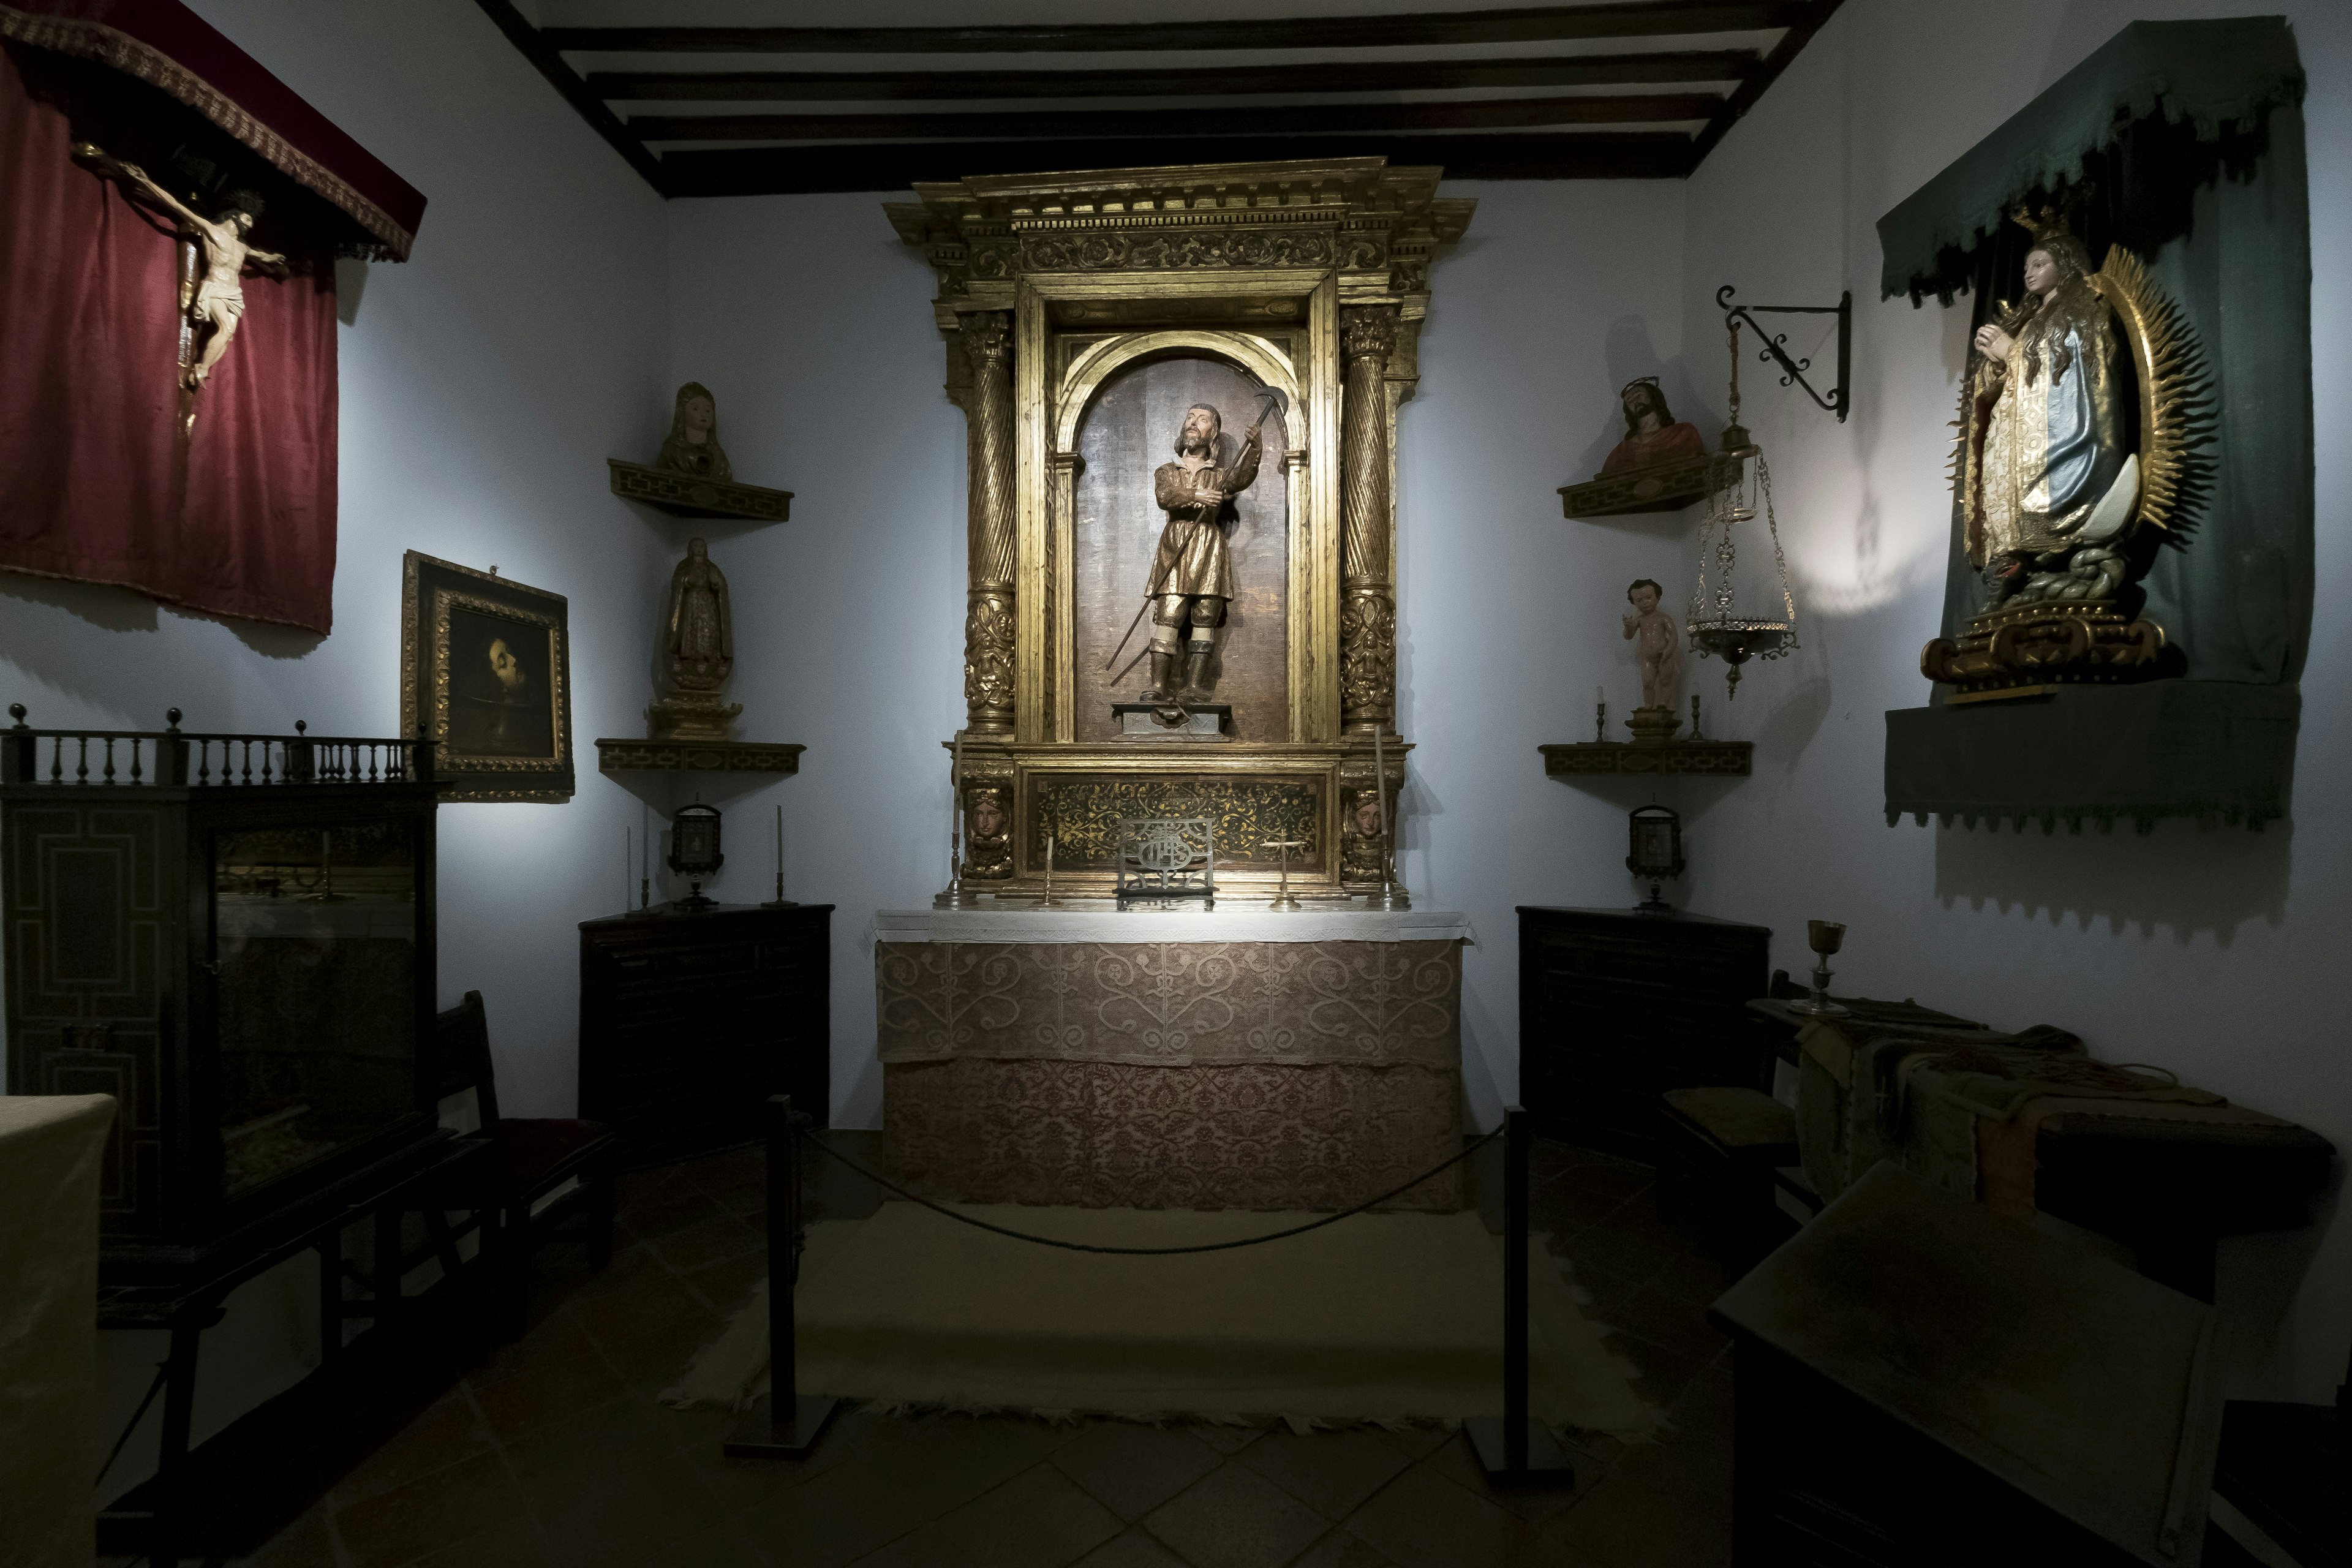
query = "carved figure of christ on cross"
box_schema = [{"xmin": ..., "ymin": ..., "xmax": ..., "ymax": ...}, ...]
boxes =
[{"xmin": 72, "ymin": 143, "xmax": 288, "ymax": 391}]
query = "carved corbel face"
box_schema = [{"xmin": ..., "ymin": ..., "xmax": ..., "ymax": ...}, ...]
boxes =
[
  {"xmin": 967, "ymin": 789, "xmax": 1006, "ymax": 841},
  {"xmin": 1351, "ymin": 790, "xmax": 1384, "ymax": 837}
]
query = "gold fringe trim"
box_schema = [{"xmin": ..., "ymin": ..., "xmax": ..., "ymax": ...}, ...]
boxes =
[{"xmin": 1, "ymin": 5, "xmax": 413, "ymax": 260}]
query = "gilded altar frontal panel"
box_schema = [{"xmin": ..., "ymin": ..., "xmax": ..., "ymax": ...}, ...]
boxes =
[
  {"xmin": 1072, "ymin": 353, "xmax": 1291, "ymax": 741},
  {"xmin": 1027, "ymin": 771, "xmax": 1324, "ymax": 874}
]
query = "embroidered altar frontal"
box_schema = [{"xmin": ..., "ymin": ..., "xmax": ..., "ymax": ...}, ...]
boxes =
[{"xmin": 875, "ymin": 910, "xmax": 1469, "ymax": 1212}]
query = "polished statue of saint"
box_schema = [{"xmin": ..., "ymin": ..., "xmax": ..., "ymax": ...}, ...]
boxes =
[
  {"xmin": 1961, "ymin": 213, "xmax": 2136, "ymax": 608},
  {"xmin": 1142, "ymin": 401, "xmax": 1264, "ymax": 700},
  {"xmin": 663, "ymin": 537, "xmax": 732, "ymax": 693}
]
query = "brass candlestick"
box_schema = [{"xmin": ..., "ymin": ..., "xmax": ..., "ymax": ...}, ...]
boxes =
[
  {"xmin": 1264, "ymin": 840, "xmax": 1305, "ymax": 909},
  {"xmin": 1787, "ymin": 919, "xmax": 1850, "ymax": 1016}
]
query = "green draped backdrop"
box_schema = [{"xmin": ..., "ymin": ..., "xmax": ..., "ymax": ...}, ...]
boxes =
[{"xmin": 1877, "ymin": 18, "xmax": 2312, "ymax": 829}]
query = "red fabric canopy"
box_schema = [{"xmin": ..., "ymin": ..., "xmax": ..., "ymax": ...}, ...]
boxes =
[
  {"xmin": 1, "ymin": 0, "xmax": 424, "ymax": 257},
  {"xmin": 0, "ymin": 2, "xmax": 421, "ymax": 634}
]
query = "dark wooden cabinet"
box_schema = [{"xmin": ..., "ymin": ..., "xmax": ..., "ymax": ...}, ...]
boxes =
[
  {"xmin": 578, "ymin": 903, "xmax": 832, "ymax": 1166},
  {"xmin": 1517, "ymin": 905, "xmax": 1771, "ymax": 1160},
  {"xmin": 4, "ymin": 718, "xmax": 442, "ymax": 1270}
]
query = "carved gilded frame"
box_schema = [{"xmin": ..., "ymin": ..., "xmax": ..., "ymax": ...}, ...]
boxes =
[
  {"xmin": 1020, "ymin": 276, "xmax": 1338, "ymax": 744},
  {"xmin": 399, "ymin": 551, "xmax": 575, "ymax": 803}
]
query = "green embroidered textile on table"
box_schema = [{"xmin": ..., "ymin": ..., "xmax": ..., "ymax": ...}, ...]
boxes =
[{"xmin": 1798, "ymin": 1017, "xmax": 2230, "ymax": 1211}]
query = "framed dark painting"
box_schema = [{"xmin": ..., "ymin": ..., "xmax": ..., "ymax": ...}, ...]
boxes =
[{"xmin": 401, "ymin": 552, "xmax": 574, "ymax": 802}]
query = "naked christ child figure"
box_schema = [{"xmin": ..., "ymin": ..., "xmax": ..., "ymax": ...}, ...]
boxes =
[
  {"xmin": 1143, "ymin": 401, "xmax": 1265, "ymax": 701},
  {"xmin": 1623, "ymin": 578, "xmax": 1683, "ymax": 711},
  {"xmin": 72, "ymin": 144, "xmax": 288, "ymax": 391}
]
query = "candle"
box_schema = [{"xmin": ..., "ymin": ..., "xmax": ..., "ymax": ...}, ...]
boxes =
[
  {"xmin": 774, "ymin": 802, "xmax": 785, "ymax": 902},
  {"xmin": 949, "ymin": 734, "xmax": 965, "ymax": 889},
  {"xmin": 624, "ymin": 826, "xmax": 631, "ymax": 911}
]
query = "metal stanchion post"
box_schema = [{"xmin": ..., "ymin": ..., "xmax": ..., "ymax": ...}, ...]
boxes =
[
  {"xmin": 725, "ymin": 1096, "xmax": 840, "ymax": 1459},
  {"xmin": 1468, "ymin": 1106, "xmax": 1575, "ymax": 1482}
]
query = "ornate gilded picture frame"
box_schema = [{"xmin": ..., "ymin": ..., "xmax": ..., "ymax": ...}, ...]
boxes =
[{"xmin": 401, "ymin": 551, "xmax": 575, "ymax": 802}]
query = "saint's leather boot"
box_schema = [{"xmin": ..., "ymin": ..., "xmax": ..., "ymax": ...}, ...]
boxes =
[
  {"xmin": 1182, "ymin": 649, "xmax": 1212, "ymax": 696},
  {"xmin": 1145, "ymin": 650, "xmax": 1175, "ymax": 700}
]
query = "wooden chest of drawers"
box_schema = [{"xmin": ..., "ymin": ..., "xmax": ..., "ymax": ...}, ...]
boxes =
[
  {"xmin": 578, "ymin": 903, "xmax": 832, "ymax": 1165},
  {"xmin": 1517, "ymin": 905, "xmax": 1771, "ymax": 1161}
]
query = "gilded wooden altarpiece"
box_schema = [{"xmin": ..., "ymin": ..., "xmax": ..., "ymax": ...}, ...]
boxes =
[{"xmin": 888, "ymin": 158, "xmax": 1472, "ymax": 900}]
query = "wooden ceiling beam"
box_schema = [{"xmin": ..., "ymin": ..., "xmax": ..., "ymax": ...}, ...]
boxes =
[
  {"xmin": 628, "ymin": 94, "xmax": 1726, "ymax": 143},
  {"xmin": 587, "ymin": 51, "xmax": 1760, "ymax": 102},
  {"xmin": 546, "ymin": 3, "xmax": 1803, "ymax": 55},
  {"xmin": 660, "ymin": 132, "xmax": 1698, "ymax": 197},
  {"xmin": 472, "ymin": 0, "xmax": 669, "ymax": 192},
  {"xmin": 1689, "ymin": 0, "xmax": 1847, "ymax": 164}
]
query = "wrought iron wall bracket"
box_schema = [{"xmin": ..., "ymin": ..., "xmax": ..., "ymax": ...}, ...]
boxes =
[{"xmin": 1716, "ymin": 285, "xmax": 1851, "ymax": 423}]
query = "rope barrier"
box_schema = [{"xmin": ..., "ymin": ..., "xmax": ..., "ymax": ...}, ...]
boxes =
[{"xmin": 798, "ymin": 1126, "xmax": 1499, "ymax": 1257}]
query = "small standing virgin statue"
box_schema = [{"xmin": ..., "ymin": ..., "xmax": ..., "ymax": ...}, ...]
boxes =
[{"xmin": 648, "ymin": 537, "xmax": 743, "ymax": 740}]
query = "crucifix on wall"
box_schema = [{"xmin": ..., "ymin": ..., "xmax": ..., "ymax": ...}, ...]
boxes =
[{"xmin": 70, "ymin": 141, "xmax": 288, "ymax": 394}]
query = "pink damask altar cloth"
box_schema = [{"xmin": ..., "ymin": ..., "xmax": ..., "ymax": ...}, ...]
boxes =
[{"xmin": 875, "ymin": 910, "xmax": 1470, "ymax": 1212}]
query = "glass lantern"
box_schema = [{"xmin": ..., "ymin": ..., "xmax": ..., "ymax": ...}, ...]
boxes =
[
  {"xmin": 668, "ymin": 802, "xmax": 725, "ymax": 909},
  {"xmin": 1626, "ymin": 804, "xmax": 1684, "ymax": 914}
]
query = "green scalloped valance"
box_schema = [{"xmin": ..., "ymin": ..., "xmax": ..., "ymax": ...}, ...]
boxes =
[{"xmin": 1877, "ymin": 17, "xmax": 2304, "ymax": 304}]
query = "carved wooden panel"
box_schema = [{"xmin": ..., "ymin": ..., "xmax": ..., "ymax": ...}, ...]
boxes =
[
  {"xmin": 1071, "ymin": 353, "xmax": 1291, "ymax": 742},
  {"xmin": 1026, "ymin": 773, "xmax": 1323, "ymax": 873},
  {"xmin": 3, "ymin": 804, "xmax": 168, "ymax": 1231}
]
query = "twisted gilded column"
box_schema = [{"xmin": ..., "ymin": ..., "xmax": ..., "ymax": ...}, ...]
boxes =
[
  {"xmin": 1339, "ymin": 306, "xmax": 1400, "ymax": 735},
  {"xmin": 960, "ymin": 311, "xmax": 1016, "ymax": 734}
]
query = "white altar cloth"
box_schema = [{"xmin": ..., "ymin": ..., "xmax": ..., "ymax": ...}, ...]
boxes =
[{"xmin": 872, "ymin": 906, "xmax": 1473, "ymax": 945}]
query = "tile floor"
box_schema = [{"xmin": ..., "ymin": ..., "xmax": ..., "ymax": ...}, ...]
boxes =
[{"xmin": 211, "ymin": 1136, "xmax": 1739, "ymax": 1568}]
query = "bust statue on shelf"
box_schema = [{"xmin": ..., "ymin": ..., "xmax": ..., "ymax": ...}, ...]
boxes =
[
  {"xmin": 648, "ymin": 537, "xmax": 742, "ymax": 741},
  {"xmin": 656, "ymin": 382, "xmax": 733, "ymax": 481},
  {"xmin": 1601, "ymin": 379, "xmax": 1706, "ymax": 475}
]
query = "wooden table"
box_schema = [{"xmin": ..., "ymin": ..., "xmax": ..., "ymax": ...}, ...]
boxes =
[{"xmin": 1750, "ymin": 997, "xmax": 2334, "ymax": 1301}]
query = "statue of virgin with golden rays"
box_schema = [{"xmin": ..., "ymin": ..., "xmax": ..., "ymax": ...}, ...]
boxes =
[{"xmin": 1925, "ymin": 202, "xmax": 2211, "ymax": 692}]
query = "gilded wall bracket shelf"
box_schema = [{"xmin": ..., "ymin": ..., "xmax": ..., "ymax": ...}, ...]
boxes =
[
  {"xmin": 608, "ymin": 459, "xmax": 793, "ymax": 522},
  {"xmin": 1716, "ymin": 285, "xmax": 1851, "ymax": 422},
  {"xmin": 1560, "ymin": 450, "xmax": 1747, "ymax": 519},
  {"xmin": 1540, "ymin": 741, "xmax": 1752, "ymax": 778},
  {"xmin": 596, "ymin": 738, "xmax": 804, "ymax": 775}
]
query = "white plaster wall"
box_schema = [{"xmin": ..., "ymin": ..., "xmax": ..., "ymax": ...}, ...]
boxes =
[
  {"xmin": 662, "ymin": 194, "xmax": 969, "ymax": 1129},
  {"xmin": 1672, "ymin": 0, "xmax": 2352, "ymax": 1403},
  {"xmin": 663, "ymin": 181, "xmax": 1692, "ymax": 1131},
  {"xmin": 0, "ymin": 0, "xmax": 675, "ymax": 1496},
  {"xmin": 9, "ymin": 0, "xmax": 2345, "ymax": 1498}
]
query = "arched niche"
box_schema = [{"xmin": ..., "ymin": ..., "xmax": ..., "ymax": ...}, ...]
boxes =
[{"xmin": 1058, "ymin": 334, "xmax": 1299, "ymax": 744}]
